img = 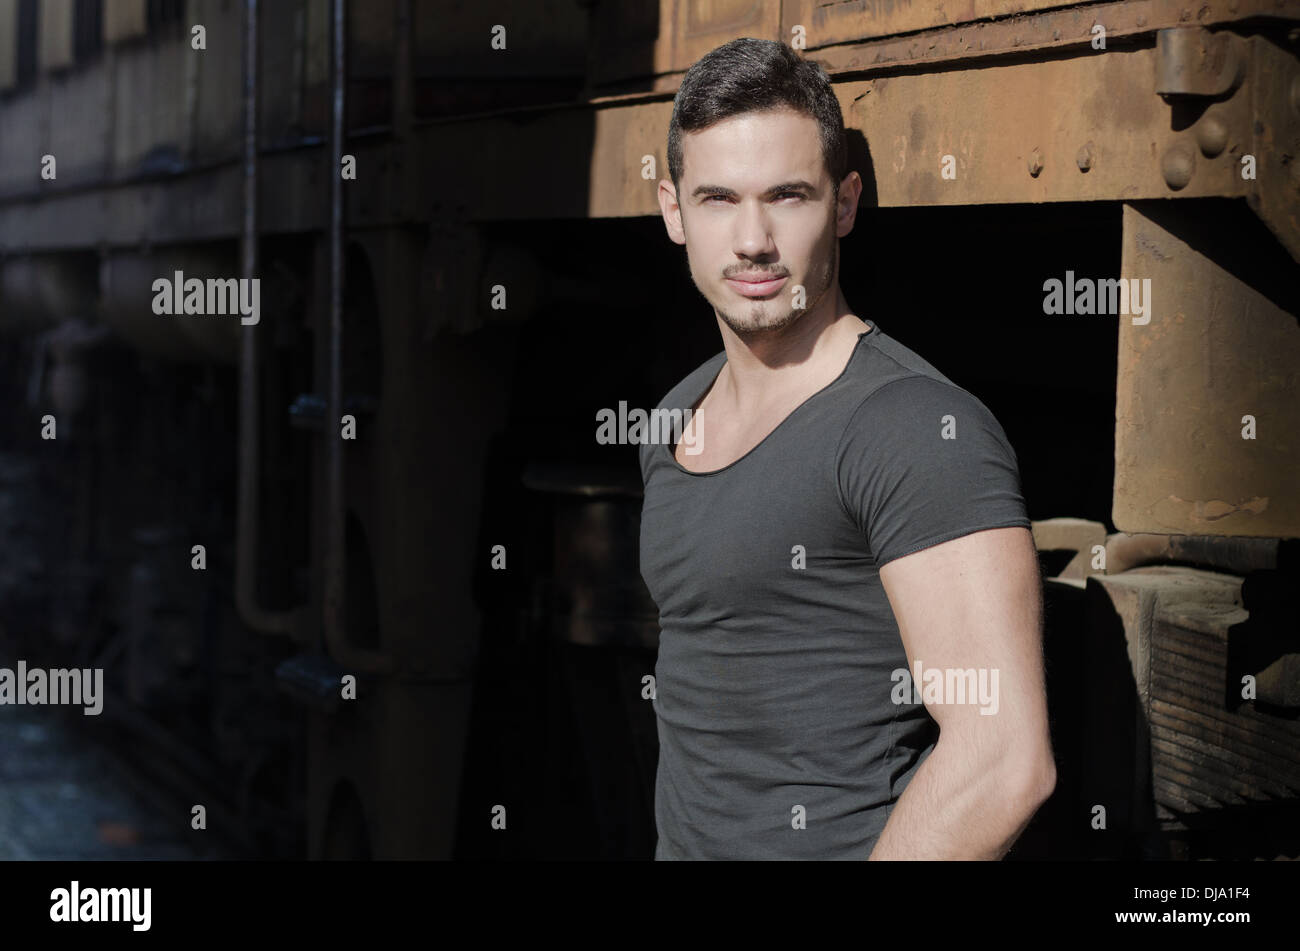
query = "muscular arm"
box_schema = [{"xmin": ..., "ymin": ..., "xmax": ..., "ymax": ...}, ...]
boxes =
[{"xmin": 867, "ymin": 525, "xmax": 1055, "ymax": 860}]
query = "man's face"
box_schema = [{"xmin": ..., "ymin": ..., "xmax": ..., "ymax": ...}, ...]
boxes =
[{"xmin": 660, "ymin": 107, "xmax": 853, "ymax": 338}]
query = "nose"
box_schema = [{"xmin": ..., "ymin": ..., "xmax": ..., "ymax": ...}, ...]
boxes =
[{"xmin": 733, "ymin": 198, "xmax": 777, "ymax": 260}]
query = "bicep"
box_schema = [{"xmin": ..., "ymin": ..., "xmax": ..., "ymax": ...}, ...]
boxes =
[{"xmin": 879, "ymin": 525, "xmax": 1048, "ymax": 752}]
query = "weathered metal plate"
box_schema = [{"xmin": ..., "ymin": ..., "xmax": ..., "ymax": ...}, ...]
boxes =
[
  {"xmin": 845, "ymin": 46, "xmax": 1254, "ymax": 207},
  {"xmin": 590, "ymin": 0, "xmax": 782, "ymax": 87},
  {"xmin": 801, "ymin": 0, "xmax": 1298, "ymax": 76},
  {"xmin": 783, "ymin": 0, "xmax": 1077, "ymax": 46},
  {"xmin": 1114, "ymin": 203, "xmax": 1300, "ymax": 537}
]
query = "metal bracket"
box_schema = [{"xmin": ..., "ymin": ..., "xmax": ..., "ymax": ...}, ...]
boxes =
[{"xmin": 1156, "ymin": 27, "xmax": 1246, "ymax": 97}]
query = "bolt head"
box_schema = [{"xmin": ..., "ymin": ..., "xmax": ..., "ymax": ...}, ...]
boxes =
[
  {"xmin": 1161, "ymin": 143, "xmax": 1195, "ymax": 190},
  {"xmin": 1196, "ymin": 116, "xmax": 1229, "ymax": 157},
  {"xmin": 1028, "ymin": 148, "xmax": 1044, "ymax": 178},
  {"xmin": 1076, "ymin": 142, "xmax": 1094, "ymax": 172}
]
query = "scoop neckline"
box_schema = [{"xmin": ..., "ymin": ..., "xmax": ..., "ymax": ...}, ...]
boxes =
[{"xmin": 661, "ymin": 321, "xmax": 879, "ymax": 478}]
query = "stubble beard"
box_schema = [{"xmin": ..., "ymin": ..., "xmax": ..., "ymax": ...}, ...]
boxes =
[{"xmin": 712, "ymin": 231, "xmax": 838, "ymax": 341}]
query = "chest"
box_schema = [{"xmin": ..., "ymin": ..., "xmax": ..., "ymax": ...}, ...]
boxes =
[
  {"xmin": 640, "ymin": 442, "xmax": 874, "ymax": 624},
  {"xmin": 672, "ymin": 396, "xmax": 810, "ymax": 472}
]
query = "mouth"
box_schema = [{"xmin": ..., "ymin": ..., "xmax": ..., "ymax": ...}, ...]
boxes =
[{"xmin": 724, "ymin": 275, "xmax": 788, "ymax": 298}]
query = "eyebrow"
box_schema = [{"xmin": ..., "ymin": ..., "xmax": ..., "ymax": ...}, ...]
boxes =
[{"xmin": 691, "ymin": 181, "xmax": 817, "ymax": 200}]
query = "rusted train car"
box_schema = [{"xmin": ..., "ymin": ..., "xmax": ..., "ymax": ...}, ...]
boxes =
[{"xmin": 0, "ymin": 0, "xmax": 1296, "ymax": 860}]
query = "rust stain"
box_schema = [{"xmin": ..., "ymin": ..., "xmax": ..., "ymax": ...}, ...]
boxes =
[
  {"xmin": 1165, "ymin": 495, "xmax": 1271, "ymax": 520},
  {"xmin": 909, "ymin": 106, "xmax": 927, "ymax": 150},
  {"xmin": 1082, "ymin": 56, "xmax": 1153, "ymax": 133},
  {"xmin": 911, "ymin": 169, "xmax": 942, "ymax": 203},
  {"xmin": 1135, "ymin": 230, "xmax": 1172, "ymax": 261}
]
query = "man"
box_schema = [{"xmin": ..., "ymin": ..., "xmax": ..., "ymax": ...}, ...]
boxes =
[{"xmin": 638, "ymin": 37, "xmax": 1055, "ymax": 860}]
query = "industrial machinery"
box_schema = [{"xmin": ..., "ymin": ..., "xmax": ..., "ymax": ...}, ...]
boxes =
[{"xmin": 0, "ymin": 0, "xmax": 1296, "ymax": 859}]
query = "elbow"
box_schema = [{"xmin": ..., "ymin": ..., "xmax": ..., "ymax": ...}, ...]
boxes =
[
  {"xmin": 979, "ymin": 740, "xmax": 1055, "ymax": 813},
  {"xmin": 1017, "ymin": 750, "xmax": 1057, "ymax": 810}
]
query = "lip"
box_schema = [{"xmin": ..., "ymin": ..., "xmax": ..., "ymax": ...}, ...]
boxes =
[{"xmin": 725, "ymin": 275, "xmax": 788, "ymax": 298}]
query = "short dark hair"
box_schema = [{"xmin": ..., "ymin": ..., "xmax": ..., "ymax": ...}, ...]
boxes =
[{"xmin": 667, "ymin": 38, "xmax": 848, "ymax": 199}]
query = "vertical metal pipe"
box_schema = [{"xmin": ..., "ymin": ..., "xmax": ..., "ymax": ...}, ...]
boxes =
[
  {"xmin": 236, "ymin": 0, "xmax": 297, "ymax": 636},
  {"xmin": 324, "ymin": 0, "xmax": 392, "ymax": 673}
]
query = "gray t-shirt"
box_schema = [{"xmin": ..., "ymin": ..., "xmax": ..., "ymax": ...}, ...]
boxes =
[{"xmin": 637, "ymin": 321, "xmax": 1031, "ymax": 860}]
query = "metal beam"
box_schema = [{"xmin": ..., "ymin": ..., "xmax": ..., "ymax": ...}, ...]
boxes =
[
  {"xmin": 1114, "ymin": 202, "xmax": 1300, "ymax": 538},
  {"xmin": 0, "ymin": 32, "xmax": 1295, "ymax": 249}
]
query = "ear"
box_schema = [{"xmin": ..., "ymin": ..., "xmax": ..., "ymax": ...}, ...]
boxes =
[
  {"xmin": 835, "ymin": 170, "xmax": 863, "ymax": 238},
  {"xmin": 659, "ymin": 179, "xmax": 686, "ymax": 246}
]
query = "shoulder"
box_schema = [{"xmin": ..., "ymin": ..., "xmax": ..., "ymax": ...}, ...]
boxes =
[
  {"xmin": 833, "ymin": 339, "xmax": 1025, "ymax": 513},
  {"xmin": 834, "ymin": 372, "xmax": 1020, "ymax": 502},
  {"xmin": 843, "ymin": 374, "xmax": 1004, "ymax": 442},
  {"xmin": 833, "ymin": 360, "xmax": 1029, "ymax": 563},
  {"xmin": 836, "ymin": 328, "xmax": 1011, "ymax": 443}
]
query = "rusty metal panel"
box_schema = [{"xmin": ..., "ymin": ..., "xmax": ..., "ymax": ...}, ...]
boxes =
[
  {"xmin": 803, "ymin": 0, "xmax": 1297, "ymax": 76},
  {"xmin": 1114, "ymin": 203, "xmax": 1300, "ymax": 537},
  {"xmin": 590, "ymin": 0, "xmax": 780, "ymax": 88},
  {"xmin": 409, "ymin": 102, "xmax": 675, "ymax": 222},
  {"xmin": 846, "ymin": 46, "xmax": 1259, "ymax": 207},
  {"xmin": 1155, "ymin": 26, "xmax": 1245, "ymax": 97},
  {"xmin": 38, "ymin": 0, "xmax": 74, "ymax": 72},
  {"xmin": 783, "ymin": 0, "xmax": 1078, "ymax": 46},
  {"xmin": 104, "ymin": 0, "xmax": 146, "ymax": 44},
  {"xmin": 1250, "ymin": 36, "xmax": 1300, "ymax": 264},
  {"xmin": 587, "ymin": 0, "xmax": 669, "ymax": 87},
  {"xmin": 2, "ymin": 21, "xmax": 1295, "ymax": 237},
  {"xmin": 410, "ymin": 36, "xmax": 1289, "ymax": 221},
  {"xmin": 588, "ymin": 101, "xmax": 678, "ymax": 218},
  {"xmin": 672, "ymin": 0, "xmax": 781, "ymax": 72}
]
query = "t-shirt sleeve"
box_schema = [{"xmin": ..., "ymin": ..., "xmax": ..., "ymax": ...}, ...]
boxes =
[{"xmin": 835, "ymin": 375, "xmax": 1031, "ymax": 568}]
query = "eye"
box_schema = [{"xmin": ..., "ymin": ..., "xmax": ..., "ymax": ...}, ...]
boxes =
[{"xmin": 701, "ymin": 192, "xmax": 805, "ymax": 204}]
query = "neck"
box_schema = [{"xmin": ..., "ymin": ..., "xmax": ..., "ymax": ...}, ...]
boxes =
[{"xmin": 714, "ymin": 285, "xmax": 867, "ymax": 410}]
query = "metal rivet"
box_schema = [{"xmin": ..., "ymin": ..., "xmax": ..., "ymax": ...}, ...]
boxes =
[
  {"xmin": 1196, "ymin": 117, "xmax": 1228, "ymax": 157},
  {"xmin": 1076, "ymin": 142, "xmax": 1094, "ymax": 172},
  {"xmin": 1028, "ymin": 148, "xmax": 1044, "ymax": 177},
  {"xmin": 1161, "ymin": 143, "xmax": 1195, "ymax": 189}
]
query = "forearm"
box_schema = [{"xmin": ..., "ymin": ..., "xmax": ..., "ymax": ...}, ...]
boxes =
[{"xmin": 867, "ymin": 735, "xmax": 1052, "ymax": 860}]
